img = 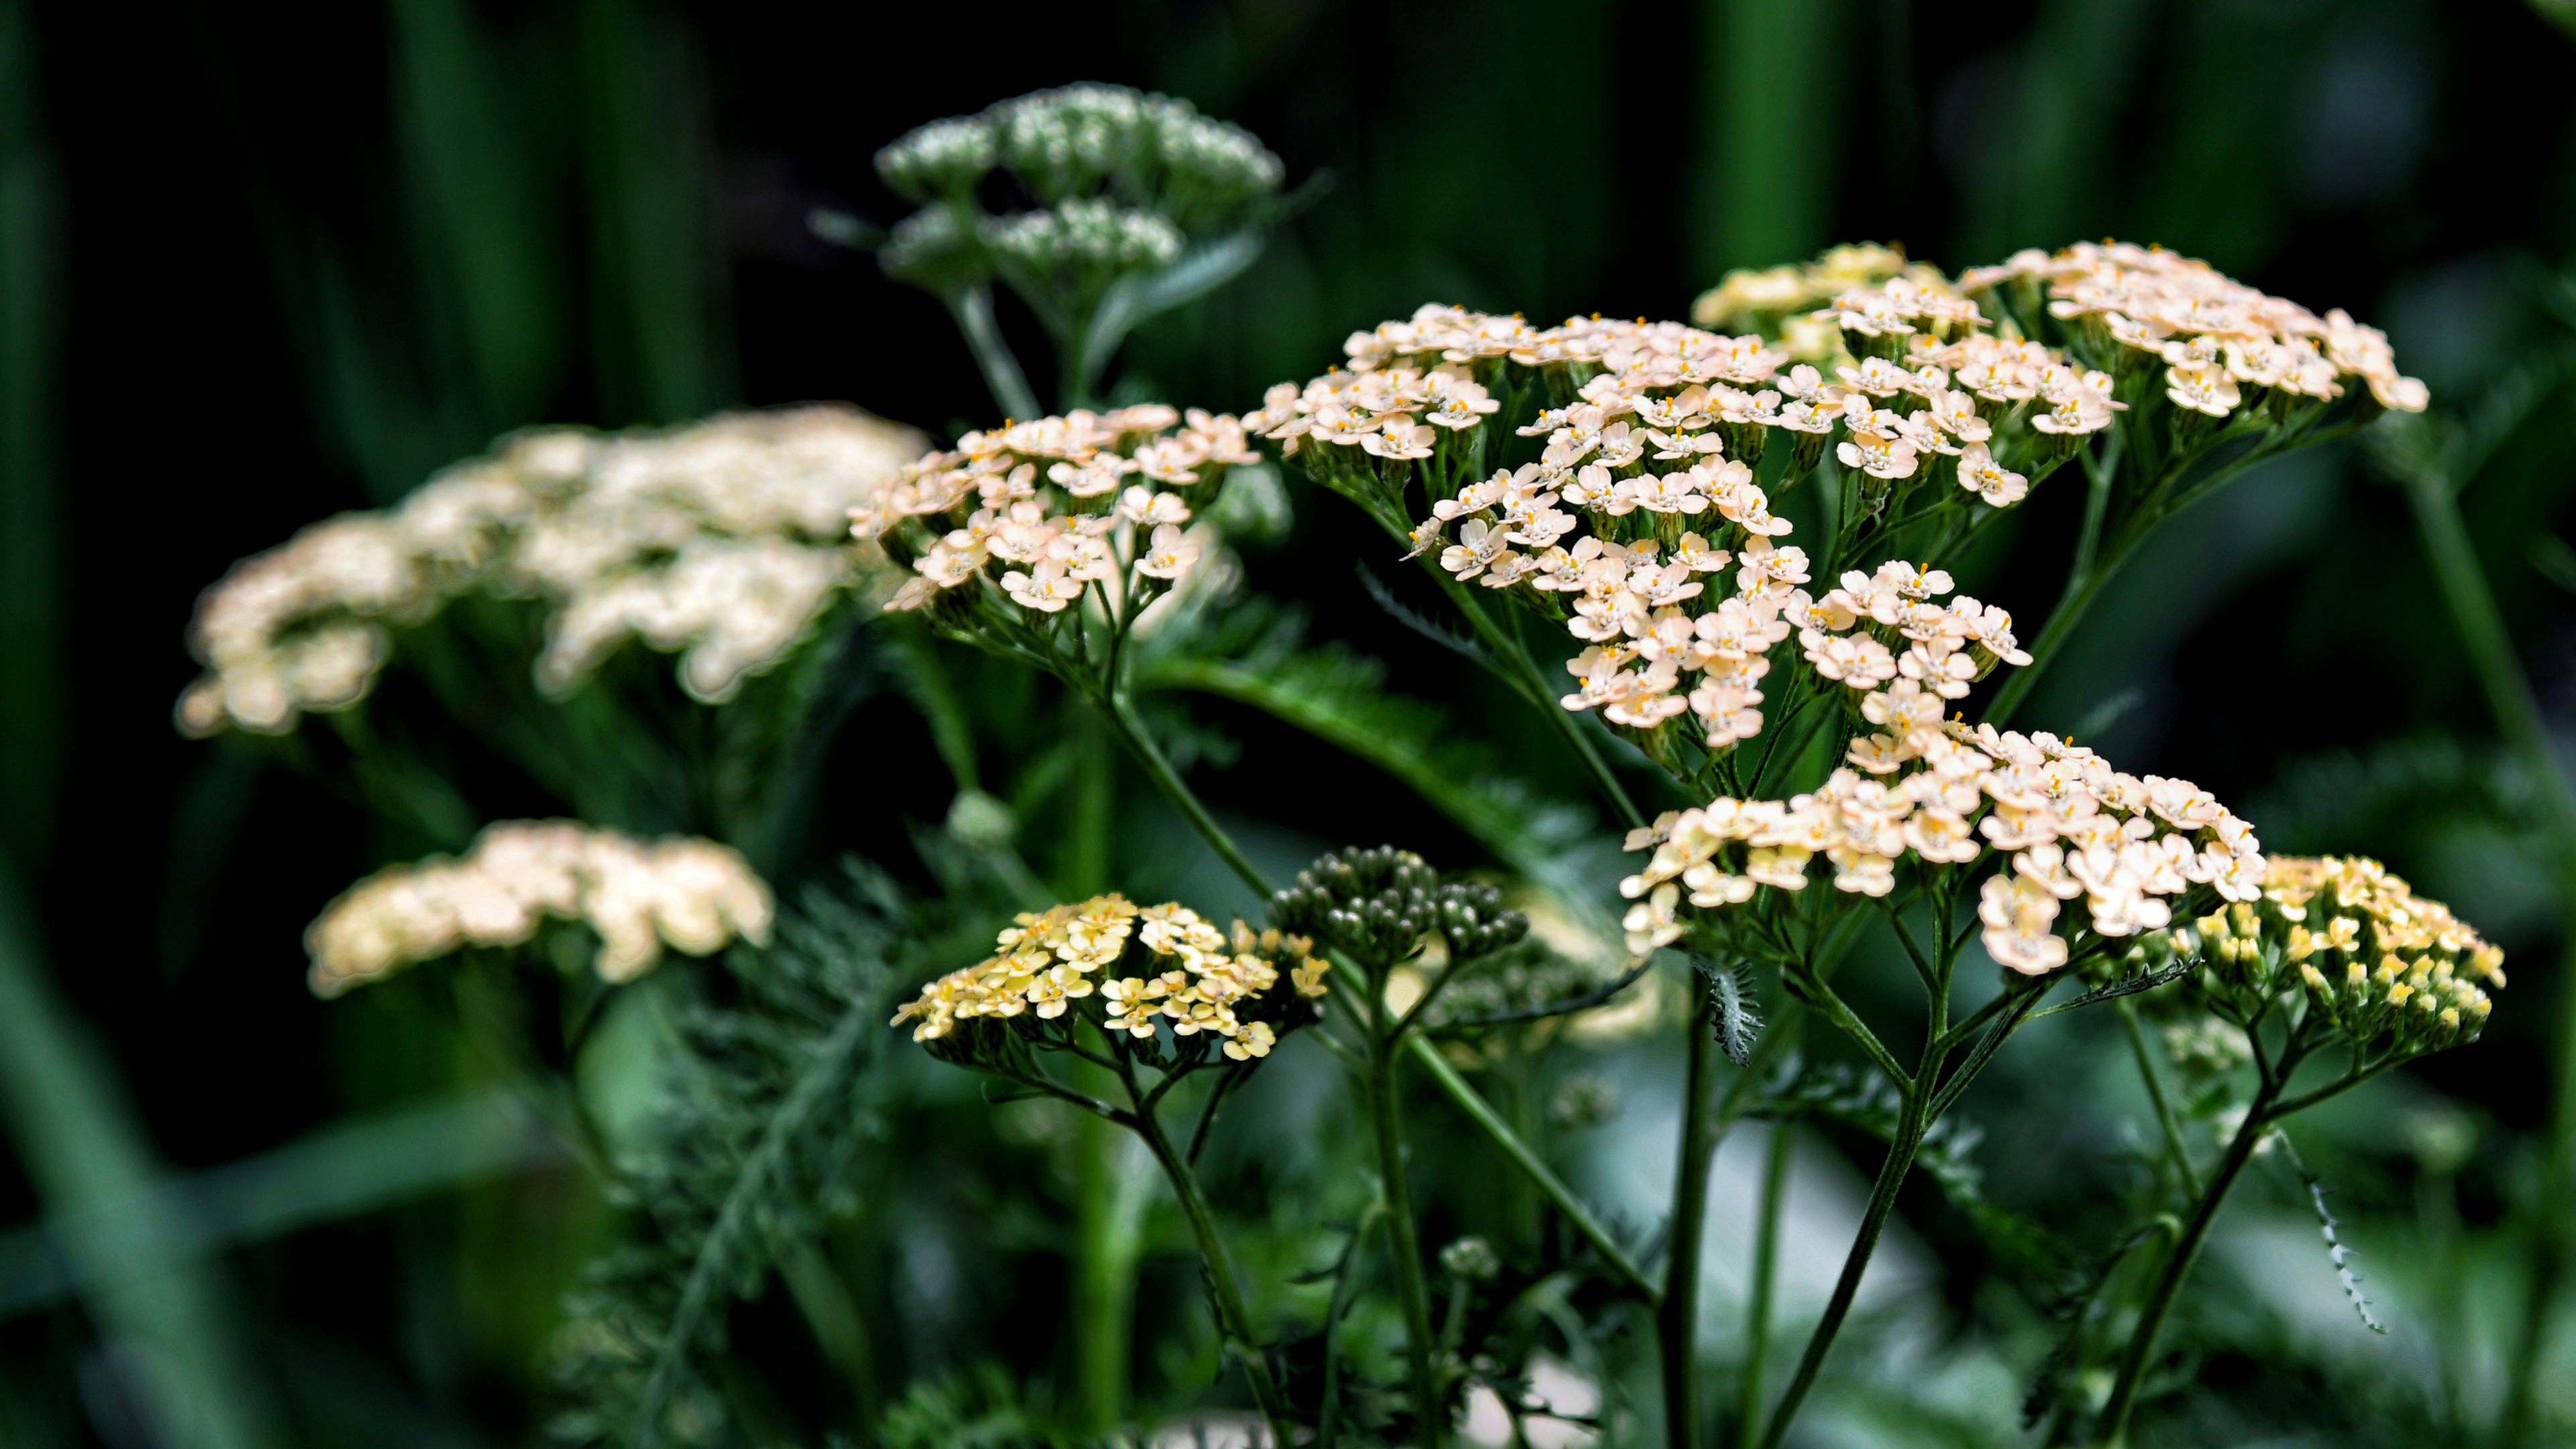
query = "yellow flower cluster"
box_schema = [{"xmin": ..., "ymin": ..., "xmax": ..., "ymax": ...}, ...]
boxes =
[
  {"xmin": 2197, "ymin": 856, "xmax": 2502, "ymax": 1051},
  {"xmin": 891, "ymin": 896, "xmax": 1330, "ymax": 1060},
  {"xmin": 179, "ymin": 406, "xmax": 923, "ymax": 735},
  {"xmin": 856, "ymin": 407, "xmax": 1260, "ymax": 619},
  {"xmin": 305, "ymin": 821, "xmax": 775, "ymax": 997}
]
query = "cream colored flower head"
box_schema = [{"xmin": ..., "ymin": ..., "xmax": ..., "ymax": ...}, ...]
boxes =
[
  {"xmin": 1618, "ymin": 722, "xmax": 2263, "ymax": 975},
  {"xmin": 305, "ymin": 821, "xmax": 773, "ymax": 998},
  {"xmin": 865, "ymin": 407, "xmax": 1255, "ymax": 623}
]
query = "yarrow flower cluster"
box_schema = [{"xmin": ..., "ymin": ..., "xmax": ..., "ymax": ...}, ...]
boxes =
[
  {"xmin": 1960, "ymin": 241, "xmax": 2429, "ymax": 417},
  {"xmin": 1247, "ymin": 294, "xmax": 2082, "ymax": 759},
  {"xmin": 1618, "ymin": 721, "xmax": 2261, "ymax": 973},
  {"xmin": 304, "ymin": 820, "xmax": 775, "ymax": 998},
  {"xmin": 2188, "ymin": 855, "xmax": 2502, "ymax": 1053},
  {"xmin": 1255, "ymin": 245, "xmax": 2423, "ymax": 788},
  {"xmin": 891, "ymin": 895, "xmax": 1330, "ymax": 1061},
  {"xmin": 178, "ymin": 407, "xmax": 923, "ymax": 735},
  {"xmin": 876, "ymin": 83, "xmax": 1283, "ymax": 302},
  {"xmin": 858, "ymin": 405, "xmax": 1259, "ymax": 626}
]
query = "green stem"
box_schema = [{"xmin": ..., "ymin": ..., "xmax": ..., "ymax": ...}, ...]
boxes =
[
  {"xmin": 1129, "ymin": 1086, "xmax": 1293, "ymax": 1438},
  {"xmin": 2118, "ymin": 999, "xmax": 2201, "ymax": 1199},
  {"xmin": 1436, "ymin": 572, "xmax": 1646, "ymax": 830},
  {"xmin": 1753, "ymin": 1079, "xmax": 1925, "ymax": 1449},
  {"xmin": 944, "ymin": 281, "xmax": 1041, "ymax": 422},
  {"xmin": 1982, "ymin": 555, "xmax": 2115, "ymax": 730},
  {"xmin": 1096, "ymin": 692, "xmax": 1271, "ymax": 898},
  {"xmin": 1661, "ymin": 980, "xmax": 1724, "ymax": 1449},
  {"xmin": 1065, "ymin": 722, "xmax": 1133, "ymax": 1434},
  {"xmin": 1369, "ymin": 1016, "xmax": 1443, "ymax": 1445},
  {"xmin": 1738, "ymin": 1118, "xmax": 1793, "ymax": 1448},
  {"xmin": 2096, "ymin": 1075, "xmax": 2285, "ymax": 1446},
  {"xmin": 1405, "ymin": 1035, "xmax": 1656, "ymax": 1301}
]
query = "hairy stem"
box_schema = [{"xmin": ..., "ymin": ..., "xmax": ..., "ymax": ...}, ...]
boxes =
[
  {"xmin": 1738, "ymin": 1118, "xmax": 1794, "ymax": 1448},
  {"xmin": 2095, "ymin": 1075, "xmax": 2284, "ymax": 1446},
  {"xmin": 1661, "ymin": 982, "xmax": 1724, "ymax": 1449},
  {"xmin": 1406, "ymin": 1035, "xmax": 1657, "ymax": 1300}
]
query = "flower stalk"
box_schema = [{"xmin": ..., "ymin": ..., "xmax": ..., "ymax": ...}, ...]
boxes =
[{"xmin": 2094, "ymin": 1065, "xmax": 2287, "ymax": 1446}]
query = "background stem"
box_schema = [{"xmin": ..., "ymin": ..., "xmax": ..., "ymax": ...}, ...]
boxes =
[
  {"xmin": 1369, "ymin": 1025, "xmax": 1443, "ymax": 1444},
  {"xmin": 1737, "ymin": 1118, "xmax": 1793, "ymax": 1448},
  {"xmin": 2402, "ymin": 464, "xmax": 2576, "ymax": 1442},
  {"xmin": 1406, "ymin": 1035, "xmax": 1656, "ymax": 1299}
]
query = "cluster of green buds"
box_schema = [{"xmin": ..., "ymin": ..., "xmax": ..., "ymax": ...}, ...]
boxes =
[
  {"xmin": 2186, "ymin": 855, "xmax": 2502, "ymax": 1056},
  {"xmin": 875, "ymin": 83, "xmax": 1286, "ymax": 354},
  {"xmin": 1270, "ymin": 847, "xmax": 1530, "ymax": 971}
]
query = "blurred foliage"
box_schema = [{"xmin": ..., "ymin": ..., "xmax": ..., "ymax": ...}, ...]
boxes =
[{"xmin": 8, "ymin": 0, "xmax": 2576, "ymax": 1446}]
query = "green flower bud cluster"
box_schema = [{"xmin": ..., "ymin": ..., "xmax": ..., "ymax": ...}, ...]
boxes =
[
  {"xmin": 981, "ymin": 198, "xmax": 1184, "ymax": 319},
  {"xmin": 873, "ymin": 83, "xmax": 1284, "ymax": 302},
  {"xmin": 874, "ymin": 116, "xmax": 995, "ymax": 206},
  {"xmin": 1270, "ymin": 846, "xmax": 1529, "ymax": 970}
]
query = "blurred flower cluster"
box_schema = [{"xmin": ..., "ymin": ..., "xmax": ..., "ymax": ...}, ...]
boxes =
[
  {"xmin": 178, "ymin": 405, "xmax": 923, "ymax": 735},
  {"xmin": 304, "ymin": 819, "xmax": 773, "ymax": 997}
]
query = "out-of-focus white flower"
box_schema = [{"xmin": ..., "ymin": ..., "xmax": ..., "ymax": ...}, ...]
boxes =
[
  {"xmin": 305, "ymin": 820, "xmax": 774, "ymax": 997},
  {"xmin": 180, "ymin": 406, "xmax": 926, "ymax": 733}
]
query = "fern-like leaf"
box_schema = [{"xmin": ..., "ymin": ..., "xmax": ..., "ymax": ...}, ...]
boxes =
[{"xmin": 550, "ymin": 863, "xmax": 910, "ymax": 1448}]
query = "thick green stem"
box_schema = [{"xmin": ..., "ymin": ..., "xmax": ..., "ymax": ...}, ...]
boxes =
[
  {"xmin": 2096, "ymin": 1077, "xmax": 2284, "ymax": 1446},
  {"xmin": 1753, "ymin": 1085, "xmax": 1925, "ymax": 1449},
  {"xmin": 2118, "ymin": 999, "xmax": 2201, "ymax": 1199},
  {"xmin": 1737, "ymin": 1119, "xmax": 1794, "ymax": 1448},
  {"xmin": 1369, "ymin": 1024, "xmax": 1443, "ymax": 1444},
  {"xmin": 1131, "ymin": 1096, "xmax": 1292, "ymax": 1438},
  {"xmin": 1983, "ymin": 556, "xmax": 2115, "ymax": 730},
  {"xmin": 1405, "ymin": 1035, "xmax": 1656, "ymax": 1300},
  {"xmin": 945, "ymin": 282, "xmax": 1042, "ymax": 423},
  {"xmin": 1065, "ymin": 721, "xmax": 1137, "ymax": 1432},
  {"xmin": 1661, "ymin": 983, "xmax": 1724, "ymax": 1449}
]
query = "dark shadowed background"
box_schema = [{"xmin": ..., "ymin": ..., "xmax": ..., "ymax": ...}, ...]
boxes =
[{"xmin": 3, "ymin": 0, "xmax": 2575, "ymax": 1443}]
